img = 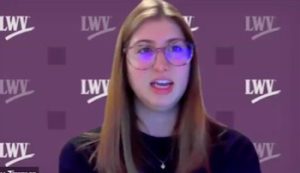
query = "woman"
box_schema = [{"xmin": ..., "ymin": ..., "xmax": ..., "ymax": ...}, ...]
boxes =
[{"xmin": 59, "ymin": 0, "xmax": 261, "ymax": 173}]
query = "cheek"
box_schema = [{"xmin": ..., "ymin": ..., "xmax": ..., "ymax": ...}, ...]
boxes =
[
  {"xmin": 174, "ymin": 66, "xmax": 190, "ymax": 91},
  {"xmin": 127, "ymin": 65, "xmax": 148, "ymax": 92},
  {"xmin": 177, "ymin": 65, "xmax": 190, "ymax": 81}
]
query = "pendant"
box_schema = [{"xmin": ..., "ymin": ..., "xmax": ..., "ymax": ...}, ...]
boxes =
[{"xmin": 161, "ymin": 163, "xmax": 166, "ymax": 169}]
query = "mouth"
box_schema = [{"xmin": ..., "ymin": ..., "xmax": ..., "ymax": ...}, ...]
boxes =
[{"xmin": 150, "ymin": 79, "xmax": 174, "ymax": 94}]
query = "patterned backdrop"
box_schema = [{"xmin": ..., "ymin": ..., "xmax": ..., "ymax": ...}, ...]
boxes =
[{"xmin": 0, "ymin": 0, "xmax": 299, "ymax": 173}]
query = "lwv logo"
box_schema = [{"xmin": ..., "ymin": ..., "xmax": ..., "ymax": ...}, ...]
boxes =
[
  {"xmin": 183, "ymin": 16, "xmax": 199, "ymax": 32},
  {"xmin": 0, "ymin": 143, "xmax": 35, "ymax": 167},
  {"xmin": 253, "ymin": 142, "xmax": 281, "ymax": 163},
  {"xmin": 0, "ymin": 16, "xmax": 35, "ymax": 41},
  {"xmin": 245, "ymin": 79, "xmax": 281, "ymax": 104},
  {"xmin": 0, "ymin": 79, "xmax": 35, "ymax": 104},
  {"xmin": 81, "ymin": 16, "xmax": 116, "ymax": 41},
  {"xmin": 245, "ymin": 16, "xmax": 280, "ymax": 40},
  {"xmin": 81, "ymin": 79, "xmax": 110, "ymax": 104}
]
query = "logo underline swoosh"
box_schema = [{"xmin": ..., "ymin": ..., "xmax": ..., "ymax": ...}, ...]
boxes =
[
  {"xmin": 87, "ymin": 92, "xmax": 108, "ymax": 104},
  {"xmin": 5, "ymin": 27, "xmax": 35, "ymax": 40},
  {"xmin": 5, "ymin": 90, "xmax": 35, "ymax": 104},
  {"xmin": 251, "ymin": 27, "xmax": 280, "ymax": 40},
  {"xmin": 260, "ymin": 153, "xmax": 281, "ymax": 163},
  {"xmin": 191, "ymin": 27, "xmax": 199, "ymax": 32},
  {"xmin": 5, "ymin": 153, "xmax": 35, "ymax": 167},
  {"xmin": 251, "ymin": 90, "xmax": 281, "ymax": 104},
  {"xmin": 87, "ymin": 27, "xmax": 116, "ymax": 40}
]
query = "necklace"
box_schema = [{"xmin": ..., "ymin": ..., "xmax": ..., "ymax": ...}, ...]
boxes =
[
  {"xmin": 140, "ymin": 133, "xmax": 175, "ymax": 170},
  {"xmin": 137, "ymin": 121, "xmax": 176, "ymax": 170},
  {"xmin": 143, "ymin": 143, "xmax": 170, "ymax": 169}
]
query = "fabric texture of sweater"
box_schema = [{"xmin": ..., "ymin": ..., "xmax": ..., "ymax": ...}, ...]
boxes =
[{"xmin": 59, "ymin": 124, "xmax": 261, "ymax": 173}]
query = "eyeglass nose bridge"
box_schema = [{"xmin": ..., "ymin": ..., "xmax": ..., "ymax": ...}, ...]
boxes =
[
  {"xmin": 152, "ymin": 47, "xmax": 170, "ymax": 65},
  {"xmin": 154, "ymin": 47, "xmax": 167, "ymax": 55}
]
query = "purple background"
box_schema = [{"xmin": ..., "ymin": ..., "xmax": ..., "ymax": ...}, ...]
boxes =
[{"xmin": 0, "ymin": 0, "xmax": 299, "ymax": 172}]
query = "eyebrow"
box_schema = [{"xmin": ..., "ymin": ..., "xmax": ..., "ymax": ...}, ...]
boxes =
[{"xmin": 131, "ymin": 38, "xmax": 185, "ymax": 46}]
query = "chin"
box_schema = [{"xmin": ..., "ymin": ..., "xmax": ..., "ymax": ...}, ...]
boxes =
[{"xmin": 148, "ymin": 101, "xmax": 176, "ymax": 111}]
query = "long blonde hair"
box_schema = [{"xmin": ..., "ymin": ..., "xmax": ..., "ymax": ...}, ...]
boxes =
[{"xmin": 97, "ymin": 0, "xmax": 214, "ymax": 172}]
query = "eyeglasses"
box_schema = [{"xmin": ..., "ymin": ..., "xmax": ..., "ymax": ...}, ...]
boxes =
[{"xmin": 123, "ymin": 40, "xmax": 194, "ymax": 70}]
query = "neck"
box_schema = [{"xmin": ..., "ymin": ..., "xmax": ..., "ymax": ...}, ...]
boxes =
[{"xmin": 134, "ymin": 99, "xmax": 179, "ymax": 137}]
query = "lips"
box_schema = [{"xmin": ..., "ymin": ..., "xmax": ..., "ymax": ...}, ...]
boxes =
[
  {"xmin": 150, "ymin": 79, "xmax": 174, "ymax": 94},
  {"xmin": 150, "ymin": 79, "xmax": 173, "ymax": 87}
]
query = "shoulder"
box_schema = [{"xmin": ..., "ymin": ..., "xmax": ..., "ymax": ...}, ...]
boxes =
[
  {"xmin": 210, "ymin": 122, "xmax": 254, "ymax": 149},
  {"xmin": 59, "ymin": 127, "xmax": 101, "ymax": 173},
  {"xmin": 208, "ymin": 121, "xmax": 262, "ymax": 173}
]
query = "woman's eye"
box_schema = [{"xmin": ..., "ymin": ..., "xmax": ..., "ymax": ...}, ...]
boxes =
[
  {"xmin": 171, "ymin": 45, "xmax": 183, "ymax": 52},
  {"xmin": 138, "ymin": 47, "xmax": 153, "ymax": 54}
]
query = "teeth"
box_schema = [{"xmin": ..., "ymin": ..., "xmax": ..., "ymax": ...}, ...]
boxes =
[
  {"xmin": 154, "ymin": 80, "xmax": 172, "ymax": 85},
  {"xmin": 151, "ymin": 79, "xmax": 173, "ymax": 88}
]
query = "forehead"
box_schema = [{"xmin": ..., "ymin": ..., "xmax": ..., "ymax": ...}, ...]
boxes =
[{"xmin": 129, "ymin": 17, "xmax": 185, "ymax": 46}]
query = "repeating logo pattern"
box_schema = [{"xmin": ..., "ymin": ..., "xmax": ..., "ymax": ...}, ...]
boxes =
[
  {"xmin": 81, "ymin": 16, "xmax": 116, "ymax": 40},
  {"xmin": 0, "ymin": 143, "xmax": 37, "ymax": 173},
  {"xmin": 253, "ymin": 142, "xmax": 281, "ymax": 163},
  {"xmin": 1, "ymin": 1, "xmax": 298, "ymax": 173},
  {"xmin": 0, "ymin": 16, "xmax": 35, "ymax": 41},
  {"xmin": 245, "ymin": 16, "xmax": 281, "ymax": 40},
  {"xmin": 245, "ymin": 79, "xmax": 281, "ymax": 104},
  {"xmin": 81, "ymin": 79, "xmax": 110, "ymax": 104},
  {"xmin": 0, "ymin": 79, "xmax": 35, "ymax": 104}
]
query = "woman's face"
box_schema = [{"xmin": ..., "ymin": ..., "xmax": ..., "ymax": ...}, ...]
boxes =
[{"xmin": 126, "ymin": 17, "xmax": 191, "ymax": 111}]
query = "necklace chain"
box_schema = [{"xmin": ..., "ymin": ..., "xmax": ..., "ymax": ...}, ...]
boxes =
[
  {"xmin": 138, "ymin": 120, "xmax": 176, "ymax": 170},
  {"xmin": 140, "ymin": 133, "xmax": 175, "ymax": 170}
]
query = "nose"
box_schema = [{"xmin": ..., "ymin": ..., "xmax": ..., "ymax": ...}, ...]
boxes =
[{"xmin": 152, "ymin": 49, "xmax": 169, "ymax": 72}]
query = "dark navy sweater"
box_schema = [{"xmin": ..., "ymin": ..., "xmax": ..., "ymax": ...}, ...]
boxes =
[{"xmin": 59, "ymin": 125, "xmax": 261, "ymax": 173}]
